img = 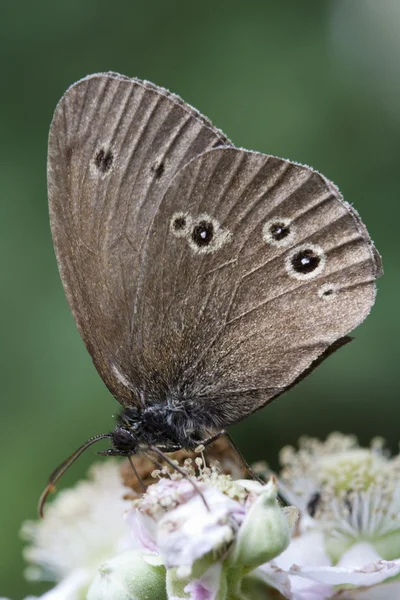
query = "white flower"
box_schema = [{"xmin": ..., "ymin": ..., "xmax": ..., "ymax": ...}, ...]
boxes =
[
  {"xmin": 257, "ymin": 533, "xmax": 400, "ymax": 599},
  {"xmin": 21, "ymin": 461, "xmax": 134, "ymax": 599},
  {"xmin": 126, "ymin": 457, "xmax": 251, "ymax": 574},
  {"xmin": 126, "ymin": 457, "xmax": 292, "ymax": 597},
  {"xmin": 156, "ymin": 484, "xmax": 244, "ymax": 571},
  {"xmin": 16, "ymin": 433, "xmax": 400, "ymax": 600},
  {"xmin": 253, "ymin": 434, "xmax": 400, "ymax": 599}
]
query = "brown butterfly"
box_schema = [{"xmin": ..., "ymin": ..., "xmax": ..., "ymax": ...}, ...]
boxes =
[{"xmin": 40, "ymin": 72, "xmax": 382, "ymax": 514}]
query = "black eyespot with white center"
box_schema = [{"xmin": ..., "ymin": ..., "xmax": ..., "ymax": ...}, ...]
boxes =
[
  {"xmin": 94, "ymin": 148, "xmax": 113, "ymax": 173},
  {"xmin": 285, "ymin": 243, "xmax": 326, "ymax": 280},
  {"xmin": 271, "ymin": 222, "xmax": 290, "ymax": 240},
  {"xmin": 191, "ymin": 220, "xmax": 214, "ymax": 247},
  {"xmin": 171, "ymin": 212, "xmax": 231, "ymax": 254},
  {"xmin": 292, "ymin": 249, "xmax": 320, "ymax": 274},
  {"xmin": 263, "ymin": 217, "xmax": 295, "ymax": 247}
]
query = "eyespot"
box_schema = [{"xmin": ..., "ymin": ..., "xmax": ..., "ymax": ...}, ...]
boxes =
[
  {"xmin": 170, "ymin": 212, "xmax": 192, "ymax": 237},
  {"xmin": 152, "ymin": 161, "xmax": 165, "ymax": 178},
  {"xmin": 192, "ymin": 220, "xmax": 214, "ymax": 247},
  {"xmin": 94, "ymin": 148, "xmax": 114, "ymax": 173},
  {"xmin": 263, "ymin": 217, "xmax": 295, "ymax": 247},
  {"xmin": 318, "ymin": 283, "xmax": 338, "ymax": 301},
  {"xmin": 187, "ymin": 214, "xmax": 231, "ymax": 254},
  {"xmin": 174, "ymin": 216, "xmax": 186, "ymax": 230},
  {"xmin": 285, "ymin": 243, "xmax": 326, "ymax": 280}
]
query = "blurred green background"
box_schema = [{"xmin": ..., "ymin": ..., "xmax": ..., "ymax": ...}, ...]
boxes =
[{"xmin": 1, "ymin": 0, "xmax": 399, "ymax": 597}]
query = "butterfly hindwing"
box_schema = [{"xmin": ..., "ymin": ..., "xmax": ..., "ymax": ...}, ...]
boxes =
[{"xmin": 136, "ymin": 147, "xmax": 381, "ymax": 427}]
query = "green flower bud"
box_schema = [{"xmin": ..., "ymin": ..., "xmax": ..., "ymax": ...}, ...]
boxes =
[
  {"xmin": 229, "ymin": 478, "xmax": 296, "ymax": 570},
  {"xmin": 87, "ymin": 550, "xmax": 167, "ymax": 600}
]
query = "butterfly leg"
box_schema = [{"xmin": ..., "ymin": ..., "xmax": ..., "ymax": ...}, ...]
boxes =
[
  {"xmin": 196, "ymin": 430, "xmax": 227, "ymax": 447},
  {"xmin": 128, "ymin": 455, "xmax": 147, "ymax": 491},
  {"xmin": 155, "ymin": 443, "xmax": 183, "ymax": 453},
  {"xmin": 197, "ymin": 430, "xmax": 266, "ymax": 485},
  {"xmin": 194, "ymin": 430, "xmax": 265, "ymax": 484},
  {"xmin": 224, "ymin": 433, "xmax": 266, "ymax": 484}
]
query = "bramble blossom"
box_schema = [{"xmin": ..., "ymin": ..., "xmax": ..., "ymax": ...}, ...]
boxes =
[{"xmin": 6, "ymin": 433, "xmax": 400, "ymax": 599}]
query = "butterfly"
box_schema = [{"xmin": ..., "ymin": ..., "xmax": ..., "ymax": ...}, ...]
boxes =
[{"xmin": 40, "ymin": 72, "xmax": 382, "ymax": 514}]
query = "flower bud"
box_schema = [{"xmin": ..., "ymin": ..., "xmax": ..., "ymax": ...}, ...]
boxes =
[
  {"xmin": 87, "ymin": 550, "xmax": 167, "ymax": 600},
  {"xmin": 229, "ymin": 478, "xmax": 296, "ymax": 570}
]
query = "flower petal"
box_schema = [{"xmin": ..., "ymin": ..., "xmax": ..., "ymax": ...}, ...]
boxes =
[
  {"xmin": 22, "ymin": 461, "xmax": 133, "ymax": 581},
  {"xmin": 257, "ymin": 537, "xmax": 400, "ymax": 599},
  {"xmin": 125, "ymin": 509, "xmax": 158, "ymax": 553},
  {"xmin": 335, "ymin": 580, "xmax": 400, "ymax": 599},
  {"xmin": 288, "ymin": 558, "xmax": 400, "ymax": 587},
  {"xmin": 337, "ymin": 542, "xmax": 381, "ymax": 568},
  {"xmin": 256, "ymin": 562, "xmax": 334, "ymax": 600},
  {"xmin": 157, "ymin": 486, "xmax": 244, "ymax": 570},
  {"xmin": 254, "ymin": 562, "xmax": 293, "ymax": 598},
  {"xmin": 274, "ymin": 530, "xmax": 331, "ymax": 571},
  {"xmin": 39, "ymin": 570, "xmax": 90, "ymax": 599},
  {"xmin": 184, "ymin": 564, "xmax": 223, "ymax": 600}
]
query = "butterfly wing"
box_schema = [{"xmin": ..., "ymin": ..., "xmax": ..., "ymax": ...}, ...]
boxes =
[
  {"xmin": 136, "ymin": 147, "xmax": 382, "ymax": 428},
  {"xmin": 47, "ymin": 72, "xmax": 231, "ymax": 406}
]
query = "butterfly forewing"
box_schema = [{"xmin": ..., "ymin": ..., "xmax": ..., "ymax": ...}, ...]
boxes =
[{"xmin": 47, "ymin": 73, "xmax": 231, "ymax": 406}]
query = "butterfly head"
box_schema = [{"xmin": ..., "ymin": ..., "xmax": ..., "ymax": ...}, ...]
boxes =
[{"xmin": 107, "ymin": 426, "xmax": 139, "ymax": 456}]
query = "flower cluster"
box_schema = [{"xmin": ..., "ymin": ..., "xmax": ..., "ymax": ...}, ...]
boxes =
[
  {"xmin": 6, "ymin": 433, "xmax": 400, "ymax": 600},
  {"xmin": 89, "ymin": 454, "xmax": 296, "ymax": 600},
  {"xmin": 262, "ymin": 433, "xmax": 400, "ymax": 598}
]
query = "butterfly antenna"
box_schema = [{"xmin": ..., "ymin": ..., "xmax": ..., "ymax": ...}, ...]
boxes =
[
  {"xmin": 38, "ymin": 433, "xmax": 112, "ymax": 518},
  {"xmin": 128, "ymin": 455, "xmax": 147, "ymax": 492},
  {"xmin": 149, "ymin": 445, "xmax": 210, "ymax": 511}
]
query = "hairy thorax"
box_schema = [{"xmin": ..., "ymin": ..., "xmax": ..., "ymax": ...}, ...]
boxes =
[{"xmin": 109, "ymin": 402, "xmax": 217, "ymax": 455}]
